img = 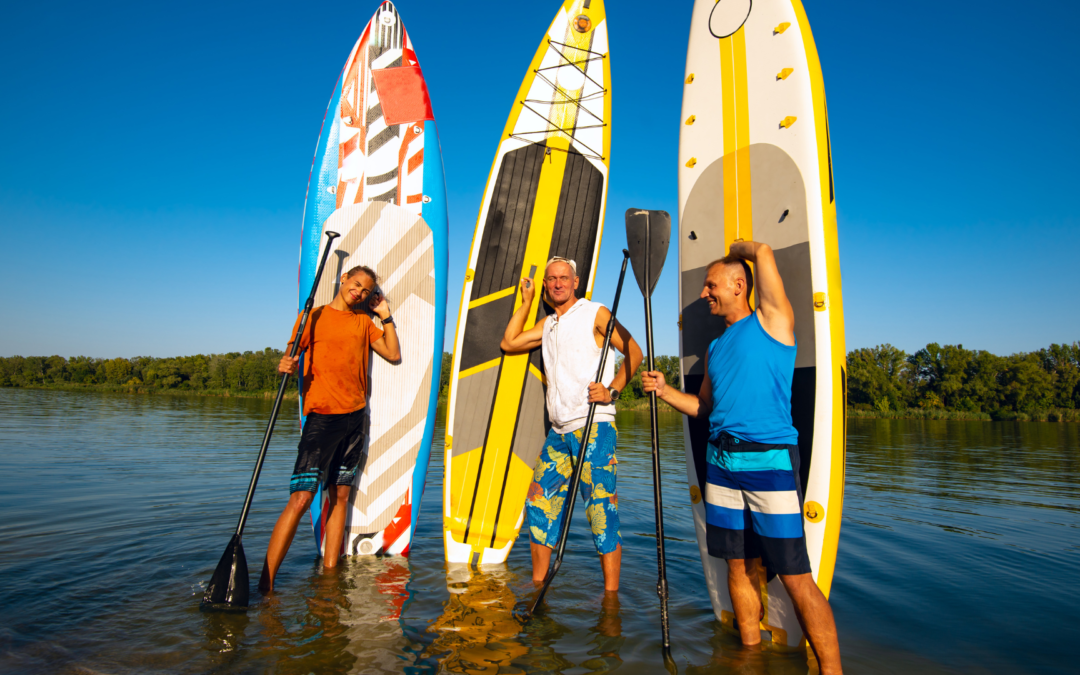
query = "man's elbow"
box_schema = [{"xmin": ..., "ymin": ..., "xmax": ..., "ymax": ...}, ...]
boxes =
[{"xmin": 499, "ymin": 338, "xmax": 512, "ymax": 352}]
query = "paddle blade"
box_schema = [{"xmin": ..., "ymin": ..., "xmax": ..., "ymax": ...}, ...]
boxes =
[
  {"xmin": 200, "ymin": 534, "xmax": 250, "ymax": 611},
  {"xmin": 625, "ymin": 209, "xmax": 671, "ymax": 298}
]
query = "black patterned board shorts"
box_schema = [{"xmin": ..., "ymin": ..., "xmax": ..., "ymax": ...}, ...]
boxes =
[{"xmin": 289, "ymin": 408, "xmax": 367, "ymax": 494}]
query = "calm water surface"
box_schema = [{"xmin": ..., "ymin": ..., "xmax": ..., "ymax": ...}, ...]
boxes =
[{"xmin": 0, "ymin": 389, "xmax": 1077, "ymax": 674}]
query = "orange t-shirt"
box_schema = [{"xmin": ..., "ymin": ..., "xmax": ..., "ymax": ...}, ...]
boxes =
[{"xmin": 288, "ymin": 305, "xmax": 384, "ymax": 416}]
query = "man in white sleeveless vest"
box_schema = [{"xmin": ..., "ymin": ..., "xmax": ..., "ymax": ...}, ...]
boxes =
[{"xmin": 500, "ymin": 257, "xmax": 642, "ymax": 592}]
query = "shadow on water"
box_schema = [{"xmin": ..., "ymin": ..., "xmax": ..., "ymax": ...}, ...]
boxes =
[{"xmin": 0, "ymin": 391, "xmax": 1077, "ymax": 673}]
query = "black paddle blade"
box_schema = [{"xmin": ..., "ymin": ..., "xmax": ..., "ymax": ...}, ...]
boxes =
[
  {"xmin": 625, "ymin": 209, "xmax": 671, "ymax": 298},
  {"xmin": 200, "ymin": 534, "xmax": 250, "ymax": 612}
]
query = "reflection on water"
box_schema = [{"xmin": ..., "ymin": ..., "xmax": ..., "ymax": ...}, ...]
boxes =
[
  {"xmin": 426, "ymin": 566, "xmax": 529, "ymax": 673},
  {"xmin": 0, "ymin": 389, "xmax": 1077, "ymax": 674}
]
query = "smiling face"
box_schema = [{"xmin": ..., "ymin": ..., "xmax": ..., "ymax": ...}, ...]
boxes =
[
  {"xmin": 338, "ymin": 269, "xmax": 376, "ymax": 309},
  {"xmin": 544, "ymin": 261, "xmax": 579, "ymax": 306},
  {"xmin": 700, "ymin": 261, "xmax": 750, "ymax": 319}
]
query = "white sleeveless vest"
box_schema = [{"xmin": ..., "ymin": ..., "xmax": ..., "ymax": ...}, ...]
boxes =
[{"xmin": 541, "ymin": 299, "xmax": 616, "ymax": 434}]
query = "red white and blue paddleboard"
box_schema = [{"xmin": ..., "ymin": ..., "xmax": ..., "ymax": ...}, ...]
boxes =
[{"xmin": 297, "ymin": 1, "xmax": 447, "ymax": 557}]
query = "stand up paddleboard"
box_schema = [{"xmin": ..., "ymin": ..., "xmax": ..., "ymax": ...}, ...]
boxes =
[
  {"xmin": 678, "ymin": 0, "xmax": 845, "ymax": 649},
  {"xmin": 443, "ymin": 0, "xmax": 611, "ymax": 566},
  {"xmin": 297, "ymin": 0, "xmax": 447, "ymax": 557}
]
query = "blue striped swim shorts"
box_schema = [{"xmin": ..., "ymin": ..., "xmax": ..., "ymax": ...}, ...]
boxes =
[{"xmin": 704, "ymin": 432, "xmax": 811, "ymax": 576}]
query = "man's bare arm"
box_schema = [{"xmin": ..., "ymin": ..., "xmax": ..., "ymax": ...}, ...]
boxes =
[
  {"xmin": 728, "ymin": 240, "xmax": 795, "ymax": 344},
  {"xmin": 642, "ymin": 368, "xmax": 712, "ymax": 418},
  {"xmin": 587, "ymin": 309, "xmax": 643, "ymax": 403},
  {"xmin": 369, "ymin": 293, "xmax": 401, "ymax": 361},
  {"xmin": 500, "ymin": 276, "xmax": 545, "ymax": 353}
]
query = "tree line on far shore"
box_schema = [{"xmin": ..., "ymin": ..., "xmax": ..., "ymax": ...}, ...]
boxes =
[
  {"xmin": 847, "ymin": 342, "xmax": 1080, "ymax": 417},
  {"xmin": 2, "ymin": 342, "xmax": 1077, "ymax": 418}
]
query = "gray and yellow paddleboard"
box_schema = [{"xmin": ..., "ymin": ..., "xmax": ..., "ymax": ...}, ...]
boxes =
[{"xmin": 443, "ymin": 0, "xmax": 612, "ymax": 565}]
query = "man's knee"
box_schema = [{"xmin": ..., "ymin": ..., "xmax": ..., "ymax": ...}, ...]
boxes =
[
  {"xmin": 728, "ymin": 557, "xmax": 760, "ymax": 577},
  {"xmin": 778, "ymin": 572, "xmax": 819, "ymax": 596},
  {"xmin": 288, "ymin": 490, "xmax": 315, "ymax": 511}
]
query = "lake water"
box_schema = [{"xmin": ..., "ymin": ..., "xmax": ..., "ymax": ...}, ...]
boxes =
[{"xmin": 0, "ymin": 388, "xmax": 1076, "ymax": 674}]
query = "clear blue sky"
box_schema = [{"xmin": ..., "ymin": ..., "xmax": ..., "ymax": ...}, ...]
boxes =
[{"xmin": 1, "ymin": 0, "xmax": 1077, "ymax": 359}]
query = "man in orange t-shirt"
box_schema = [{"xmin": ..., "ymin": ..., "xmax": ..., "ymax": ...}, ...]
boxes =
[{"xmin": 259, "ymin": 265, "xmax": 400, "ymax": 593}]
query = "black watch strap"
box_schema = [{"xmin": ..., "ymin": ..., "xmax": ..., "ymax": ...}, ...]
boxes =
[{"xmin": 382, "ymin": 315, "xmax": 394, "ymax": 325}]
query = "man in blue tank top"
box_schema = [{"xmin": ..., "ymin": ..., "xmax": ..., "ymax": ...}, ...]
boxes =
[{"xmin": 643, "ymin": 241, "xmax": 842, "ymax": 674}]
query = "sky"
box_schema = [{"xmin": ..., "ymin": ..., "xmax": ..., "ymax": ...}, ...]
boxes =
[{"xmin": 1, "ymin": 0, "xmax": 1077, "ymax": 360}]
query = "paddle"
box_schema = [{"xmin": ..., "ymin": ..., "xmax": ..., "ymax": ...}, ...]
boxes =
[
  {"xmin": 625, "ymin": 208, "xmax": 674, "ymax": 660},
  {"xmin": 521, "ymin": 249, "xmax": 631, "ymax": 622},
  {"xmin": 201, "ymin": 229, "xmax": 340, "ymax": 612}
]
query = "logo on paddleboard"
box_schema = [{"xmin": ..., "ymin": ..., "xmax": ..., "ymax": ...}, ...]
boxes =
[{"xmin": 573, "ymin": 14, "xmax": 591, "ymax": 33}]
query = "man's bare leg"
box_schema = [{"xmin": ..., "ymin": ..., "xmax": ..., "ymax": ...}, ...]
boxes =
[
  {"xmin": 322, "ymin": 484, "xmax": 352, "ymax": 568},
  {"xmin": 779, "ymin": 573, "xmax": 842, "ymax": 675},
  {"xmin": 531, "ymin": 541, "xmax": 553, "ymax": 584},
  {"xmin": 599, "ymin": 543, "xmax": 621, "ymax": 591},
  {"xmin": 259, "ymin": 490, "xmax": 315, "ymax": 593},
  {"xmin": 727, "ymin": 558, "xmax": 764, "ymax": 645}
]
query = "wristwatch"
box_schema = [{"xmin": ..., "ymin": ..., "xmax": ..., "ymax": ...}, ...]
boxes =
[
  {"xmin": 608, "ymin": 387, "xmax": 620, "ymax": 402},
  {"xmin": 382, "ymin": 315, "xmax": 394, "ymax": 325}
]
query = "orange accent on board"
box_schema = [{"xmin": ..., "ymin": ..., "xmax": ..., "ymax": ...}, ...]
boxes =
[
  {"xmin": 408, "ymin": 147, "xmax": 424, "ymax": 174},
  {"xmin": 381, "ymin": 498, "xmax": 413, "ymax": 551},
  {"xmin": 371, "ymin": 65, "xmax": 434, "ymax": 126}
]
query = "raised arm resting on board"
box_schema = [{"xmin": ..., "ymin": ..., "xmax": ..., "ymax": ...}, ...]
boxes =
[
  {"xmin": 728, "ymin": 240, "xmax": 795, "ymax": 345},
  {"xmin": 642, "ymin": 368, "xmax": 712, "ymax": 418},
  {"xmin": 499, "ymin": 275, "xmax": 545, "ymax": 354},
  {"xmin": 368, "ymin": 292, "xmax": 400, "ymax": 362}
]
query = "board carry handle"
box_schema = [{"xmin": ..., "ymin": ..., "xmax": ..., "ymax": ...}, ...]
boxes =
[
  {"xmin": 521, "ymin": 249, "xmax": 631, "ymax": 622},
  {"xmin": 201, "ymin": 229, "xmax": 339, "ymax": 611}
]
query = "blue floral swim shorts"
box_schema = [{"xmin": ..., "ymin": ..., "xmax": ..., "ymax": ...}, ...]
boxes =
[{"xmin": 526, "ymin": 422, "xmax": 620, "ymax": 555}]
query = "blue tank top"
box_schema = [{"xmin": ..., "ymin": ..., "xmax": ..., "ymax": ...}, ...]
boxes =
[{"xmin": 707, "ymin": 311, "xmax": 799, "ymax": 445}]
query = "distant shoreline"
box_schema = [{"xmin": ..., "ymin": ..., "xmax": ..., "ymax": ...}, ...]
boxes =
[{"xmin": 6, "ymin": 384, "xmax": 1076, "ymax": 423}]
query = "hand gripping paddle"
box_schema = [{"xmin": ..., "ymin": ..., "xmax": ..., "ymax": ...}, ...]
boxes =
[
  {"xmin": 626, "ymin": 208, "xmax": 675, "ymax": 662},
  {"xmin": 521, "ymin": 249, "xmax": 631, "ymax": 622},
  {"xmin": 201, "ymin": 229, "xmax": 340, "ymax": 611}
]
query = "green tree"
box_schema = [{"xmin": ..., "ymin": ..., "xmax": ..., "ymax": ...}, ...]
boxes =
[
  {"xmin": 848, "ymin": 344, "xmax": 911, "ymax": 410},
  {"xmin": 101, "ymin": 358, "xmax": 133, "ymax": 384},
  {"xmin": 1036, "ymin": 343, "xmax": 1080, "ymax": 408},
  {"xmin": 440, "ymin": 352, "xmax": 452, "ymax": 396},
  {"xmin": 1000, "ymin": 353, "xmax": 1054, "ymax": 412}
]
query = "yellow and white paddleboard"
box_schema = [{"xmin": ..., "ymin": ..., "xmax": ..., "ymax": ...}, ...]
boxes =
[
  {"xmin": 444, "ymin": 0, "xmax": 611, "ymax": 565},
  {"xmin": 678, "ymin": 0, "xmax": 846, "ymax": 649}
]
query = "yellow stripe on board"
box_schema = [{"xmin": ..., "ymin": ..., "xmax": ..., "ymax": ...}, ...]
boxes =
[
  {"xmin": 468, "ymin": 285, "xmax": 516, "ymax": 310},
  {"xmin": 718, "ymin": 27, "xmax": 755, "ymax": 304},
  {"xmin": 528, "ymin": 363, "xmax": 546, "ymax": 385},
  {"xmin": 458, "ymin": 357, "xmax": 501, "ymax": 380},
  {"xmin": 463, "ymin": 135, "xmax": 571, "ymax": 552}
]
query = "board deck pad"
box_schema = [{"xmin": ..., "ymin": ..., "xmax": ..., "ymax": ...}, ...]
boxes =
[
  {"xmin": 443, "ymin": 0, "xmax": 612, "ymax": 565},
  {"xmin": 298, "ymin": 0, "xmax": 447, "ymax": 558},
  {"xmin": 678, "ymin": 0, "xmax": 845, "ymax": 649}
]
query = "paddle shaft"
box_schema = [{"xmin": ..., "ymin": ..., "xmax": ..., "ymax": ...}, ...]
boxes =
[
  {"xmin": 642, "ymin": 215, "xmax": 672, "ymax": 654},
  {"xmin": 232, "ymin": 231, "xmax": 340, "ymax": 538},
  {"xmin": 525, "ymin": 250, "xmax": 631, "ymax": 620}
]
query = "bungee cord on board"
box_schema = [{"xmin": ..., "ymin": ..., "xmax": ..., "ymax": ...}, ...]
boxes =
[{"xmin": 510, "ymin": 38, "xmax": 608, "ymax": 160}]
